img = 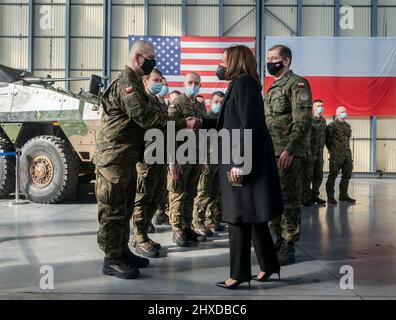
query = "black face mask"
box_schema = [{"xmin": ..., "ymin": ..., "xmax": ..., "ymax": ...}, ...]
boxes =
[
  {"xmin": 267, "ymin": 60, "xmax": 284, "ymax": 76},
  {"xmin": 140, "ymin": 56, "xmax": 156, "ymax": 75},
  {"xmin": 216, "ymin": 65, "xmax": 227, "ymax": 81}
]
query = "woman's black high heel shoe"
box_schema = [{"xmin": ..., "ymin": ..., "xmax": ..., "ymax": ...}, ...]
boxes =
[
  {"xmin": 253, "ymin": 271, "xmax": 281, "ymax": 282},
  {"xmin": 216, "ymin": 280, "xmax": 251, "ymax": 290}
]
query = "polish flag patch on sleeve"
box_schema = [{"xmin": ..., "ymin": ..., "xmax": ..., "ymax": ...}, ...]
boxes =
[
  {"xmin": 125, "ymin": 87, "xmax": 135, "ymax": 93},
  {"xmin": 297, "ymin": 82, "xmax": 305, "ymax": 88}
]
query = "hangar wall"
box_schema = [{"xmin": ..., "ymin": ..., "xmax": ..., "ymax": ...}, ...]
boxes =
[{"xmin": 0, "ymin": 0, "xmax": 395, "ymax": 173}]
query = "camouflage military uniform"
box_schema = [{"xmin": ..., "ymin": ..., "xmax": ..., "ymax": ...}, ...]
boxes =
[
  {"xmin": 132, "ymin": 94, "xmax": 168, "ymax": 243},
  {"xmin": 325, "ymin": 119, "xmax": 353, "ymax": 199},
  {"xmin": 168, "ymin": 93, "xmax": 207, "ymax": 231},
  {"xmin": 192, "ymin": 109, "xmax": 221, "ymax": 229},
  {"xmin": 94, "ymin": 65, "xmax": 185, "ymax": 259},
  {"xmin": 264, "ymin": 70, "xmax": 312, "ymax": 244},
  {"xmin": 310, "ymin": 115, "xmax": 327, "ymax": 199},
  {"xmin": 301, "ymin": 125, "xmax": 313, "ymax": 203}
]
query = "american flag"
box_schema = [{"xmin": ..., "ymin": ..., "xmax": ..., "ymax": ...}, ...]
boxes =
[{"xmin": 128, "ymin": 35, "xmax": 256, "ymax": 104}]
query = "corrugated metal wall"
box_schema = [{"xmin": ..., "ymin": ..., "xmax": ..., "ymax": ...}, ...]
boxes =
[{"xmin": 0, "ymin": 0, "xmax": 396, "ymax": 172}]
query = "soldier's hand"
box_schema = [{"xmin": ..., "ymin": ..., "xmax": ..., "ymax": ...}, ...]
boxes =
[
  {"xmin": 170, "ymin": 163, "xmax": 182, "ymax": 180},
  {"xmin": 186, "ymin": 117, "xmax": 202, "ymax": 132},
  {"xmin": 278, "ymin": 150, "xmax": 294, "ymax": 170},
  {"xmin": 230, "ymin": 167, "xmax": 243, "ymax": 185}
]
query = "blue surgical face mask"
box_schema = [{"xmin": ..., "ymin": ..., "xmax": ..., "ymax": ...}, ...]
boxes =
[
  {"xmin": 159, "ymin": 85, "xmax": 169, "ymax": 97},
  {"xmin": 316, "ymin": 106, "xmax": 323, "ymax": 114},
  {"xmin": 340, "ymin": 111, "xmax": 347, "ymax": 119},
  {"xmin": 186, "ymin": 85, "xmax": 200, "ymax": 97},
  {"xmin": 150, "ymin": 83, "xmax": 163, "ymax": 95},
  {"xmin": 211, "ymin": 103, "xmax": 220, "ymax": 114}
]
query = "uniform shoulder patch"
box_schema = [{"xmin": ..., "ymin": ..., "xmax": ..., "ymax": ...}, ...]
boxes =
[
  {"xmin": 300, "ymin": 93, "xmax": 309, "ymax": 101},
  {"xmin": 125, "ymin": 86, "xmax": 135, "ymax": 93},
  {"xmin": 297, "ymin": 82, "xmax": 305, "ymax": 88}
]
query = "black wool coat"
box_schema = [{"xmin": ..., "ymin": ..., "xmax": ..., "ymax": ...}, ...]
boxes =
[{"xmin": 202, "ymin": 74, "xmax": 284, "ymax": 223}]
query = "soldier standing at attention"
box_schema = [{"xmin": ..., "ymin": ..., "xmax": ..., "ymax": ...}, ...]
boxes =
[
  {"xmin": 192, "ymin": 91, "xmax": 225, "ymax": 234},
  {"xmin": 309, "ymin": 100, "xmax": 327, "ymax": 205},
  {"xmin": 152, "ymin": 89, "xmax": 182, "ymax": 226},
  {"xmin": 168, "ymin": 72, "xmax": 208, "ymax": 247},
  {"xmin": 325, "ymin": 106, "xmax": 356, "ymax": 204},
  {"xmin": 301, "ymin": 100, "xmax": 327, "ymax": 206},
  {"xmin": 264, "ymin": 45, "xmax": 312, "ymax": 265},
  {"xmin": 131, "ymin": 69, "xmax": 168, "ymax": 258},
  {"xmin": 94, "ymin": 40, "xmax": 198, "ymax": 279}
]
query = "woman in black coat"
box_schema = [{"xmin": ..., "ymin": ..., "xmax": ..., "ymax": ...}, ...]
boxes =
[{"xmin": 201, "ymin": 45, "xmax": 284, "ymax": 289}]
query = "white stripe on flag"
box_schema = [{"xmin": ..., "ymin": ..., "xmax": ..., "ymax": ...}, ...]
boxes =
[
  {"xmin": 181, "ymin": 41, "xmax": 255, "ymax": 49},
  {"xmin": 181, "ymin": 53, "xmax": 223, "ymax": 59},
  {"xmin": 167, "ymin": 76, "xmax": 223, "ymax": 83},
  {"xmin": 181, "ymin": 65, "xmax": 218, "ymax": 71}
]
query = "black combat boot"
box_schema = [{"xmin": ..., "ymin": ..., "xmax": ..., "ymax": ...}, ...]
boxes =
[
  {"xmin": 172, "ymin": 229, "xmax": 189, "ymax": 247},
  {"xmin": 312, "ymin": 197, "xmax": 326, "ymax": 205},
  {"xmin": 102, "ymin": 257, "xmax": 140, "ymax": 279},
  {"xmin": 122, "ymin": 245, "xmax": 150, "ymax": 268},
  {"xmin": 302, "ymin": 200, "xmax": 314, "ymax": 207},
  {"xmin": 327, "ymin": 196, "xmax": 338, "ymax": 204},
  {"xmin": 339, "ymin": 195, "xmax": 356, "ymax": 204},
  {"xmin": 185, "ymin": 227, "xmax": 207, "ymax": 242},
  {"xmin": 277, "ymin": 241, "xmax": 296, "ymax": 266}
]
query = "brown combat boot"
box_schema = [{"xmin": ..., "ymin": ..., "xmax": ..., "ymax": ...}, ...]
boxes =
[{"xmin": 135, "ymin": 241, "xmax": 160, "ymax": 258}]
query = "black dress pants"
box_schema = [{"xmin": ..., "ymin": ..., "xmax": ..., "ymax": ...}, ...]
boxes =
[{"xmin": 228, "ymin": 222, "xmax": 280, "ymax": 281}]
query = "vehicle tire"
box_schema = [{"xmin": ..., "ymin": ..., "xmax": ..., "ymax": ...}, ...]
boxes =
[
  {"xmin": 20, "ymin": 136, "xmax": 78, "ymax": 204},
  {"xmin": 0, "ymin": 138, "xmax": 16, "ymax": 197}
]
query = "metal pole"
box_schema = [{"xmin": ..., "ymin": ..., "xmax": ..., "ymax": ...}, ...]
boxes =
[
  {"xmin": 15, "ymin": 149, "xmax": 21, "ymax": 204},
  {"xmin": 182, "ymin": 0, "xmax": 187, "ymax": 36},
  {"xmin": 370, "ymin": 0, "xmax": 378, "ymax": 174},
  {"xmin": 65, "ymin": 0, "xmax": 71, "ymax": 90},
  {"xmin": 144, "ymin": 0, "xmax": 149, "ymax": 36},
  {"xmin": 297, "ymin": 0, "xmax": 303, "ymax": 36},
  {"xmin": 334, "ymin": 0, "xmax": 340, "ymax": 37},
  {"xmin": 219, "ymin": 0, "xmax": 224, "ymax": 36},
  {"xmin": 28, "ymin": 0, "xmax": 34, "ymax": 73}
]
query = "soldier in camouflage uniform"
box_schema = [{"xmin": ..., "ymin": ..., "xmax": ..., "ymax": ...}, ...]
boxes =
[
  {"xmin": 264, "ymin": 45, "xmax": 312, "ymax": 265},
  {"xmin": 94, "ymin": 40, "xmax": 197, "ymax": 279},
  {"xmin": 325, "ymin": 106, "xmax": 356, "ymax": 204},
  {"xmin": 301, "ymin": 100, "xmax": 327, "ymax": 206},
  {"xmin": 152, "ymin": 89, "xmax": 182, "ymax": 226},
  {"xmin": 192, "ymin": 91, "xmax": 225, "ymax": 234},
  {"xmin": 131, "ymin": 69, "xmax": 168, "ymax": 258},
  {"xmin": 168, "ymin": 72, "xmax": 208, "ymax": 247},
  {"xmin": 310, "ymin": 100, "xmax": 327, "ymax": 204},
  {"xmin": 301, "ymin": 123, "xmax": 313, "ymax": 206}
]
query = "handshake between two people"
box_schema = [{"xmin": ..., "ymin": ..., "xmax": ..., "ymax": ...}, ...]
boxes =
[{"xmin": 185, "ymin": 117, "xmax": 202, "ymax": 132}]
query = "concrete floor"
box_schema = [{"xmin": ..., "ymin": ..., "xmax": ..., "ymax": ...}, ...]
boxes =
[{"xmin": 0, "ymin": 178, "xmax": 396, "ymax": 300}]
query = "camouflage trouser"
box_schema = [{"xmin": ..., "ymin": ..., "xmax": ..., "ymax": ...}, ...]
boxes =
[
  {"xmin": 326, "ymin": 154, "xmax": 353, "ymax": 198},
  {"xmin": 311, "ymin": 155, "xmax": 324, "ymax": 198},
  {"xmin": 271, "ymin": 158, "xmax": 303, "ymax": 243},
  {"xmin": 302, "ymin": 155, "xmax": 314, "ymax": 203},
  {"xmin": 168, "ymin": 164, "xmax": 202, "ymax": 230},
  {"xmin": 96, "ymin": 164, "xmax": 136, "ymax": 259},
  {"xmin": 192, "ymin": 164, "xmax": 221, "ymax": 229},
  {"xmin": 157, "ymin": 189, "xmax": 169, "ymax": 216},
  {"xmin": 132, "ymin": 162, "xmax": 167, "ymax": 243}
]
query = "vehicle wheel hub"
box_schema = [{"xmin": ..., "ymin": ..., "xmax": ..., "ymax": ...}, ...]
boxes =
[{"xmin": 29, "ymin": 155, "xmax": 54, "ymax": 188}]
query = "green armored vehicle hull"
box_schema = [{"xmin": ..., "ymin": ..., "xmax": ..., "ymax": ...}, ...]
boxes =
[{"xmin": 0, "ymin": 65, "xmax": 103, "ymax": 203}]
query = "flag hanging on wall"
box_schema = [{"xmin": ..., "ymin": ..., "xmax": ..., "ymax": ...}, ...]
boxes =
[
  {"xmin": 129, "ymin": 35, "xmax": 256, "ymax": 103},
  {"xmin": 265, "ymin": 37, "xmax": 396, "ymax": 116}
]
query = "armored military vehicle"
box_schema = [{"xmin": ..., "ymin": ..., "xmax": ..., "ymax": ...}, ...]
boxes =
[{"xmin": 0, "ymin": 64, "xmax": 103, "ymax": 203}]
